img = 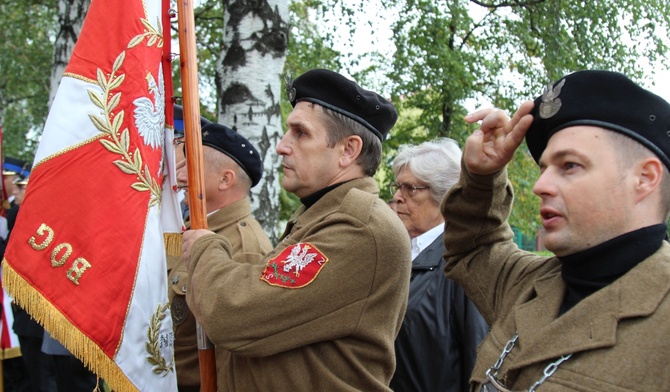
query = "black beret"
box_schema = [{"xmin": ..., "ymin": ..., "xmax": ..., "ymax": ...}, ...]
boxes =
[
  {"xmin": 527, "ymin": 70, "xmax": 670, "ymax": 169},
  {"xmin": 286, "ymin": 69, "xmax": 398, "ymax": 141},
  {"xmin": 200, "ymin": 123, "xmax": 263, "ymax": 187},
  {"xmin": 174, "ymin": 104, "xmax": 211, "ymax": 136}
]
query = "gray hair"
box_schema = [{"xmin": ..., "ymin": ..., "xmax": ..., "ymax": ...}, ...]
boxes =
[{"xmin": 392, "ymin": 138, "xmax": 462, "ymax": 204}]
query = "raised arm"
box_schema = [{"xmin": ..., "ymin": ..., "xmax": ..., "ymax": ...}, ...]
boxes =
[{"xmin": 463, "ymin": 101, "xmax": 534, "ymax": 175}]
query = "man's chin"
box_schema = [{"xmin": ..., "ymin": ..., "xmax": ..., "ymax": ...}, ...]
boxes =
[
  {"xmin": 543, "ymin": 236, "xmax": 572, "ymax": 257},
  {"xmin": 281, "ymin": 181, "xmax": 296, "ymax": 195}
]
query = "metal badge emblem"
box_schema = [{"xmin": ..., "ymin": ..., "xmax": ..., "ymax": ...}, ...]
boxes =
[
  {"xmin": 171, "ymin": 295, "xmax": 189, "ymax": 326},
  {"xmin": 284, "ymin": 74, "xmax": 296, "ymax": 102},
  {"xmin": 538, "ymin": 78, "xmax": 566, "ymax": 119}
]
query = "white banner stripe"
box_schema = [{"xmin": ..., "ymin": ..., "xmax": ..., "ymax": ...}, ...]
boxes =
[{"xmin": 35, "ymin": 77, "xmax": 104, "ymax": 165}]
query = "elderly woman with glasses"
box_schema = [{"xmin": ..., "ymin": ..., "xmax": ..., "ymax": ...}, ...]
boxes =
[{"xmin": 389, "ymin": 138, "xmax": 488, "ymax": 392}]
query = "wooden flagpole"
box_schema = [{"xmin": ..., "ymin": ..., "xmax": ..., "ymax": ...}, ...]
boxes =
[{"xmin": 175, "ymin": 1, "xmax": 217, "ymax": 391}]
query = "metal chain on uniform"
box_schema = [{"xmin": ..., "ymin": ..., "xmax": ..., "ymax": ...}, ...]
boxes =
[{"xmin": 479, "ymin": 331, "xmax": 573, "ymax": 392}]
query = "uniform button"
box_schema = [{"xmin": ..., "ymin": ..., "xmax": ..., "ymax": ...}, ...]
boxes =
[{"xmin": 240, "ymin": 222, "xmax": 247, "ymax": 226}]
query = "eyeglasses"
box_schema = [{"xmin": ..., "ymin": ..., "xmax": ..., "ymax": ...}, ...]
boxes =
[{"xmin": 389, "ymin": 182, "xmax": 430, "ymax": 197}]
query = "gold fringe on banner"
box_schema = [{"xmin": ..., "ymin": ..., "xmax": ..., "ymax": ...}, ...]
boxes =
[
  {"xmin": 164, "ymin": 232, "xmax": 182, "ymax": 257},
  {"xmin": 2, "ymin": 261, "xmax": 137, "ymax": 392}
]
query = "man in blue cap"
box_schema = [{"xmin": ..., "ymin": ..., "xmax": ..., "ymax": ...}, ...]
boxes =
[
  {"xmin": 181, "ymin": 69, "xmax": 411, "ymax": 391},
  {"xmin": 2, "ymin": 157, "xmax": 30, "ymax": 231},
  {"xmin": 172, "ymin": 104, "xmax": 212, "ymax": 157},
  {"xmin": 443, "ymin": 70, "xmax": 670, "ymax": 390},
  {"xmin": 168, "ymin": 121, "xmax": 272, "ymax": 392}
]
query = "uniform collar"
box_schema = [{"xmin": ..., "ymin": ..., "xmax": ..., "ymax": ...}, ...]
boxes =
[
  {"xmin": 186, "ymin": 197, "xmax": 252, "ymax": 231},
  {"xmin": 281, "ymin": 178, "xmax": 379, "ymax": 240},
  {"xmin": 300, "ymin": 180, "xmax": 355, "ymax": 209},
  {"xmin": 511, "ymin": 241, "xmax": 670, "ymax": 368},
  {"xmin": 559, "ymin": 224, "xmax": 666, "ymax": 314}
]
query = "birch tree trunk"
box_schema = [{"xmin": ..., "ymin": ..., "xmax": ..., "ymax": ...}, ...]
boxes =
[
  {"xmin": 49, "ymin": 0, "xmax": 90, "ymax": 108},
  {"xmin": 216, "ymin": 0, "xmax": 289, "ymax": 242}
]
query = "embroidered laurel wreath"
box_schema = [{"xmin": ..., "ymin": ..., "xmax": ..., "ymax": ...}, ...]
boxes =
[
  {"xmin": 87, "ymin": 17, "xmax": 164, "ymax": 208},
  {"xmin": 147, "ymin": 302, "xmax": 173, "ymax": 375}
]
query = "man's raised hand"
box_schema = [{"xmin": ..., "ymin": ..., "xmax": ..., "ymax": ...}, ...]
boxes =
[{"xmin": 463, "ymin": 101, "xmax": 534, "ymax": 175}]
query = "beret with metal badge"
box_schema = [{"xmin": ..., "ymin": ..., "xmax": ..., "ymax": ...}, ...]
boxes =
[
  {"xmin": 526, "ymin": 70, "xmax": 670, "ymax": 169},
  {"xmin": 286, "ymin": 69, "xmax": 398, "ymax": 141}
]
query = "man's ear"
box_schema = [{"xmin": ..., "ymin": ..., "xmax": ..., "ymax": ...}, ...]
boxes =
[
  {"xmin": 339, "ymin": 135, "xmax": 363, "ymax": 167},
  {"xmin": 219, "ymin": 169, "xmax": 235, "ymax": 191},
  {"xmin": 635, "ymin": 157, "xmax": 663, "ymax": 202}
]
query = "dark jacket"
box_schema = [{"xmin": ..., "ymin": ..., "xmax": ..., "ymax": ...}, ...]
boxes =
[
  {"xmin": 7, "ymin": 203, "xmax": 45, "ymax": 339},
  {"xmin": 391, "ymin": 235, "xmax": 488, "ymax": 392}
]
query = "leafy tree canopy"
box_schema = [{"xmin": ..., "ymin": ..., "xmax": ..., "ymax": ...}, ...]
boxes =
[
  {"xmin": 328, "ymin": 0, "xmax": 670, "ymax": 236},
  {"xmin": 3, "ymin": 0, "xmax": 670, "ymax": 239},
  {"xmin": 0, "ymin": 0, "xmax": 58, "ymax": 162}
]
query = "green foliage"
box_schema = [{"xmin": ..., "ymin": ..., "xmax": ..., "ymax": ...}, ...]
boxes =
[
  {"xmin": 508, "ymin": 148, "xmax": 541, "ymax": 235},
  {"xmin": 0, "ymin": 1, "xmax": 57, "ymax": 162},
  {"xmin": 171, "ymin": 0, "xmax": 223, "ymax": 119},
  {"xmin": 4, "ymin": 0, "xmax": 670, "ymax": 239},
  {"xmin": 375, "ymin": 0, "xmax": 670, "ymax": 237},
  {"xmin": 278, "ymin": 0, "xmax": 348, "ymax": 221},
  {"xmin": 284, "ymin": 0, "xmax": 344, "ymax": 78}
]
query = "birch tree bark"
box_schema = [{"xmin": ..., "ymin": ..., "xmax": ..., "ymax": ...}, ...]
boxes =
[
  {"xmin": 49, "ymin": 0, "xmax": 90, "ymax": 108},
  {"xmin": 216, "ymin": 0, "xmax": 289, "ymax": 242}
]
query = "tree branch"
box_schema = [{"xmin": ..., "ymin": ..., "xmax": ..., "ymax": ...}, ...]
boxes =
[{"xmin": 469, "ymin": 0, "xmax": 545, "ymax": 8}]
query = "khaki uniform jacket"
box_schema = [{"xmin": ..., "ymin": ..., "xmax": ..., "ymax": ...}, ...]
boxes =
[
  {"xmin": 168, "ymin": 198, "xmax": 272, "ymax": 390},
  {"xmin": 441, "ymin": 166, "xmax": 670, "ymax": 391},
  {"xmin": 187, "ymin": 177, "xmax": 411, "ymax": 392}
]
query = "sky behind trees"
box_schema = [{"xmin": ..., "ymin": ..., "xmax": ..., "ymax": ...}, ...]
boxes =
[{"xmin": 327, "ymin": 0, "xmax": 670, "ymax": 104}]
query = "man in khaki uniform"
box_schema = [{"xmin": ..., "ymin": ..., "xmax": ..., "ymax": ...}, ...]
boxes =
[
  {"xmin": 169, "ymin": 122, "xmax": 272, "ymax": 392},
  {"xmin": 443, "ymin": 70, "xmax": 670, "ymax": 390},
  {"xmin": 182, "ymin": 69, "xmax": 411, "ymax": 391}
]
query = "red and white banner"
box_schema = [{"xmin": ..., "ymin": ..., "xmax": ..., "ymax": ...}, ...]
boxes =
[{"xmin": 2, "ymin": 0, "xmax": 179, "ymax": 390}]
